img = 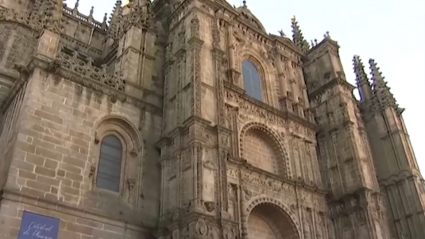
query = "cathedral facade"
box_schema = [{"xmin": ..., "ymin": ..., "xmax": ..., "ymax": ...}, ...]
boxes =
[{"xmin": 0, "ymin": 0, "xmax": 424, "ymax": 239}]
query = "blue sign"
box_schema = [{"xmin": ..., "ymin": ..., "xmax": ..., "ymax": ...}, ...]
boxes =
[{"xmin": 18, "ymin": 211, "xmax": 60, "ymax": 239}]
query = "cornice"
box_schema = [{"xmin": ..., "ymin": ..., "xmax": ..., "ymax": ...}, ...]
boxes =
[
  {"xmin": 27, "ymin": 56, "xmax": 163, "ymax": 117},
  {"xmin": 228, "ymin": 159, "xmax": 327, "ymax": 195},
  {"xmin": 224, "ymin": 81, "xmax": 318, "ymax": 130}
]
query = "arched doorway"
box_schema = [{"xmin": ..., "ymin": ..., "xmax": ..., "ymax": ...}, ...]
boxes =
[{"xmin": 247, "ymin": 203, "xmax": 299, "ymax": 239}]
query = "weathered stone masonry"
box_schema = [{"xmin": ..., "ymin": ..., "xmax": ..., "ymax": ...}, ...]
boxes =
[{"xmin": 0, "ymin": 1, "xmax": 424, "ymax": 239}]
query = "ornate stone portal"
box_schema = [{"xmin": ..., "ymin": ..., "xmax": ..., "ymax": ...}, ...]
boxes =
[{"xmin": 0, "ymin": 1, "xmax": 423, "ymax": 239}]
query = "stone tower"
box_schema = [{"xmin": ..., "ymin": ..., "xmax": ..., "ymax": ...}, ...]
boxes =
[
  {"xmin": 0, "ymin": 1, "xmax": 423, "ymax": 239},
  {"xmin": 356, "ymin": 57, "xmax": 425, "ymax": 238}
]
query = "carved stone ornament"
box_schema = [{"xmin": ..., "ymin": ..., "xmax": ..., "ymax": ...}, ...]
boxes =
[
  {"xmin": 195, "ymin": 218, "xmax": 209, "ymax": 236},
  {"xmin": 127, "ymin": 178, "xmax": 136, "ymax": 190},
  {"xmin": 94, "ymin": 132, "xmax": 100, "ymax": 144},
  {"xmin": 203, "ymin": 160, "xmax": 217, "ymax": 170},
  {"xmin": 0, "ymin": 0, "xmax": 64, "ymax": 34},
  {"xmin": 0, "ymin": 7, "xmax": 29, "ymax": 24},
  {"xmin": 204, "ymin": 201, "xmax": 215, "ymax": 212},
  {"xmin": 191, "ymin": 15, "xmax": 200, "ymax": 39},
  {"xmin": 223, "ymin": 225, "xmax": 236, "ymax": 239},
  {"xmin": 243, "ymin": 186, "xmax": 252, "ymax": 200},
  {"xmin": 240, "ymin": 170, "xmax": 296, "ymax": 196},
  {"xmin": 121, "ymin": 0, "xmax": 155, "ymax": 33},
  {"xmin": 29, "ymin": 0, "xmax": 64, "ymax": 34},
  {"xmin": 130, "ymin": 148, "xmax": 138, "ymax": 157},
  {"xmin": 89, "ymin": 165, "xmax": 96, "ymax": 178},
  {"xmin": 226, "ymin": 90, "xmax": 287, "ymax": 127},
  {"xmin": 54, "ymin": 51, "xmax": 126, "ymax": 92}
]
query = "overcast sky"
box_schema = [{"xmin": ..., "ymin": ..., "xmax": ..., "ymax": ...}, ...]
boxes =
[{"xmin": 66, "ymin": 0, "xmax": 425, "ymax": 173}]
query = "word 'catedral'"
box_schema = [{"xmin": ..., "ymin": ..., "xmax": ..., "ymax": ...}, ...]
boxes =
[{"xmin": 0, "ymin": 0, "xmax": 424, "ymax": 238}]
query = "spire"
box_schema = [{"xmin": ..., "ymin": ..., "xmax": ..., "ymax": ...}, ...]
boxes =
[
  {"xmin": 353, "ymin": 55, "xmax": 372, "ymax": 101},
  {"xmin": 291, "ymin": 16, "xmax": 310, "ymax": 53},
  {"xmin": 108, "ymin": 0, "xmax": 123, "ymax": 39},
  {"xmin": 369, "ymin": 59, "xmax": 402, "ymax": 112}
]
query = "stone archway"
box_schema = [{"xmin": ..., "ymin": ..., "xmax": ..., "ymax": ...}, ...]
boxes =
[
  {"xmin": 248, "ymin": 204, "xmax": 299, "ymax": 239},
  {"xmin": 243, "ymin": 197, "xmax": 301, "ymax": 239},
  {"xmin": 239, "ymin": 122, "xmax": 289, "ymax": 178}
]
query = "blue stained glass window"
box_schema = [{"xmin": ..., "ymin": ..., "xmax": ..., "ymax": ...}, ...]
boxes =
[
  {"xmin": 242, "ymin": 60, "xmax": 263, "ymax": 101},
  {"xmin": 97, "ymin": 135, "xmax": 122, "ymax": 192}
]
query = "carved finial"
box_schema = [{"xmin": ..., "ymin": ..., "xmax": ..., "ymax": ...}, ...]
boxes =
[
  {"xmin": 100, "ymin": 13, "xmax": 108, "ymax": 30},
  {"xmin": 90, "ymin": 6, "xmax": 94, "ymax": 16},
  {"xmin": 108, "ymin": 0, "xmax": 123, "ymax": 39},
  {"xmin": 314, "ymin": 39, "xmax": 318, "ymax": 45},
  {"xmin": 243, "ymin": 0, "xmax": 247, "ymax": 7},
  {"xmin": 291, "ymin": 16, "xmax": 310, "ymax": 53},
  {"xmin": 73, "ymin": 0, "xmax": 79, "ymax": 15},
  {"xmin": 324, "ymin": 31, "xmax": 330, "ymax": 38},
  {"xmin": 353, "ymin": 55, "xmax": 370, "ymax": 86},
  {"xmin": 369, "ymin": 58, "xmax": 401, "ymax": 111},
  {"xmin": 278, "ymin": 29, "xmax": 285, "ymax": 37}
]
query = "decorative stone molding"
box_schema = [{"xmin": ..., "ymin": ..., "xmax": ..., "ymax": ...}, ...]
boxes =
[
  {"xmin": 121, "ymin": 0, "xmax": 155, "ymax": 34},
  {"xmin": 0, "ymin": 7, "xmax": 30, "ymax": 25},
  {"xmin": 53, "ymin": 51, "xmax": 126, "ymax": 92},
  {"xmin": 242, "ymin": 196, "xmax": 301, "ymax": 238},
  {"xmin": 240, "ymin": 169, "xmax": 295, "ymax": 195},
  {"xmin": 239, "ymin": 122, "xmax": 290, "ymax": 178},
  {"xmin": 195, "ymin": 218, "xmax": 209, "ymax": 236}
]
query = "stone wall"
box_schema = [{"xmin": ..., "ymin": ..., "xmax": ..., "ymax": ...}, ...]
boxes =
[
  {"xmin": 243, "ymin": 129, "xmax": 279, "ymax": 174},
  {"xmin": 0, "ymin": 23, "xmax": 36, "ymax": 71},
  {"xmin": 0, "ymin": 199, "xmax": 151, "ymax": 239},
  {"xmin": 0, "ymin": 68, "xmax": 161, "ymax": 239},
  {"xmin": 247, "ymin": 213, "xmax": 278, "ymax": 239}
]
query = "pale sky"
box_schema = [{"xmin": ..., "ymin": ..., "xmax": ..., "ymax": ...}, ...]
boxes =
[{"xmin": 66, "ymin": 0, "xmax": 425, "ymax": 173}]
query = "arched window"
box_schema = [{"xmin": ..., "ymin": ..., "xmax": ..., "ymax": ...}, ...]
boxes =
[
  {"xmin": 96, "ymin": 135, "xmax": 123, "ymax": 192},
  {"xmin": 242, "ymin": 60, "xmax": 262, "ymax": 101}
]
